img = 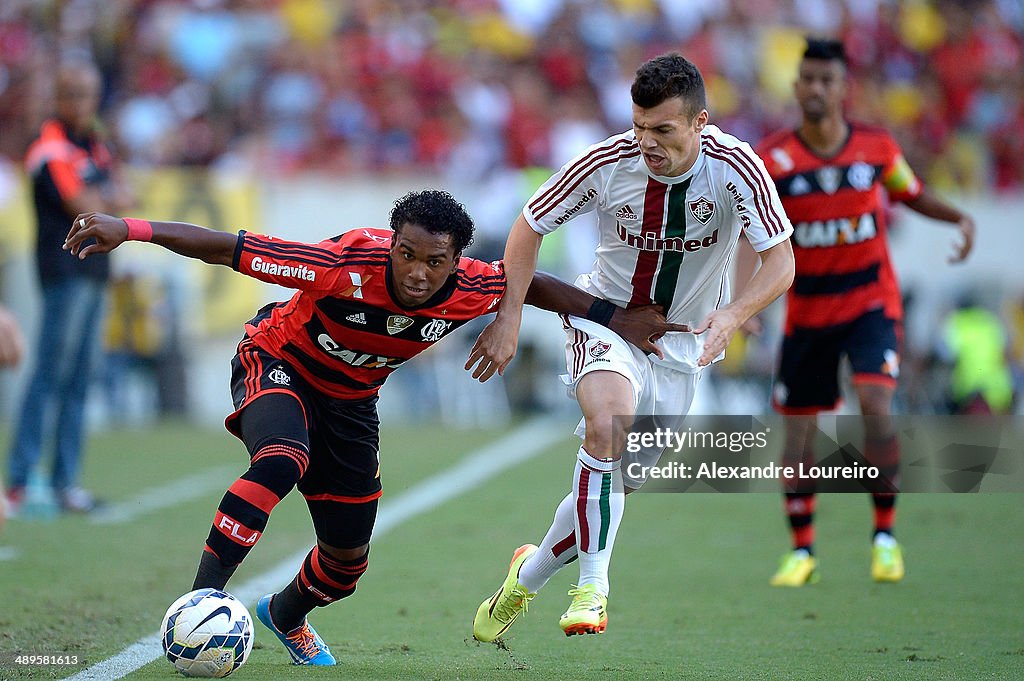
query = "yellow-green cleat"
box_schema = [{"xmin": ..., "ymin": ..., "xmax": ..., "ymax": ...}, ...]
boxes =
[
  {"xmin": 559, "ymin": 584, "xmax": 608, "ymax": 636},
  {"xmin": 871, "ymin": 537, "xmax": 905, "ymax": 582},
  {"xmin": 473, "ymin": 544, "xmax": 538, "ymax": 642},
  {"xmin": 769, "ymin": 549, "xmax": 819, "ymax": 587}
]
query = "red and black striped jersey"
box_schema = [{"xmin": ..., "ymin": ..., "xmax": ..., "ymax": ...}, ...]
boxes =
[
  {"xmin": 757, "ymin": 122, "xmax": 922, "ymax": 331},
  {"xmin": 231, "ymin": 228, "xmax": 505, "ymax": 400},
  {"xmin": 26, "ymin": 119, "xmax": 116, "ymax": 283}
]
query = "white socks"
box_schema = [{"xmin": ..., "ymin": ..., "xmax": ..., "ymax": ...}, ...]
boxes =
[
  {"xmin": 517, "ymin": 492, "xmax": 577, "ymax": 593},
  {"xmin": 519, "ymin": 447, "xmax": 624, "ymax": 597}
]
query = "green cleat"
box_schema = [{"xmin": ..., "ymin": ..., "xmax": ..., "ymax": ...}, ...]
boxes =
[
  {"xmin": 872, "ymin": 538, "xmax": 905, "ymax": 582},
  {"xmin": 473, "ymin": 544, "xmax": 538, "ymax": 642},
  {"xmin": 769, "ymin": 549, "xmax": 819, "ymax": 587},
  {"xmin": 559, "ymin": 584, "xmax": 607, "ymax": 636}
]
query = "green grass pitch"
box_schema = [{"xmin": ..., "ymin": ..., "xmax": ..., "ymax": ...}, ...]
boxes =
[{"xmin": 0, "ymin": 421, "xmax": 1021, "ymax": 680}]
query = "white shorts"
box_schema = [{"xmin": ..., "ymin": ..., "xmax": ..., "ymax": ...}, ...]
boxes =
[{"xmin": 561, "ymin": 315, "xmax": 702, "ymax": 489}]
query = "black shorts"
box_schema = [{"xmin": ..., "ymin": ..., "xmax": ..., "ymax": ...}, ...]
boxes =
[
  {"xmin": 224, "ymin": 337, "xmax": 382, "ymax": 545},
  {"xmin": 773, "ymin": 309, "xmax": 901, "ymax": 414}
]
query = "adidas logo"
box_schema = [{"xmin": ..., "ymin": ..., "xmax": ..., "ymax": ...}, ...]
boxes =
[
  {"xmin": 615, "ymin": 204, "xmax": 638, "ymax": 220},
  {"xmin": 345, "ymin": 312, "xmax": 367, "ymax": 324}
]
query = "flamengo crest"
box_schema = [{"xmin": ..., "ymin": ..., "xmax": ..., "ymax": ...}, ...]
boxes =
[
  {"xmin": 268, "ymin": 367, "xmax": 291, "ymax": 385},
  {"xmin": 689, "ymin": 197, "xmax": 715, "ymax": 225},
  {"xmin": 420, "ymin": 318, "xmax": 452, "ymax": 341}
]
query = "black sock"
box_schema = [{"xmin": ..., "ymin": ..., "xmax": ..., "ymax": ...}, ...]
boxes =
[
  {"xmin": 192, "ymin": 549, "xmax": 237, "ymax": 591},
  {"xmin": 270, "ymin": 580, "xmax": 322, "ymax": 633}
]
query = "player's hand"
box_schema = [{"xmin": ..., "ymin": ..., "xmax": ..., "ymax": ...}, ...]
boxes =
[
  {"xmin": 0, "ymin": 306, "xmax": 25, "ymax": 368},
  {"xmin": 64, "ymin": 213, "xmax": 129, "ymax": 259},
  {"xmin": 949, "ymin": 216, "xmax": 975, "ymax": 263},
  {"xmin": 465, "ymin": 313, "xmax": 521, "ymax": 382},
  {"xmin": 608, "ymin": 304, "xmax": 690, "ymax": 359},
  {"xmin": 692, "ymin": 307, "xmax": 743, "ymax": 367}
]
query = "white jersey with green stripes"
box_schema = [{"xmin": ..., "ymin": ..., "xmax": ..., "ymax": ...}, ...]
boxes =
[{"xmin": 524, "ymin": 124, "xmax": 793, "ymax": 373}]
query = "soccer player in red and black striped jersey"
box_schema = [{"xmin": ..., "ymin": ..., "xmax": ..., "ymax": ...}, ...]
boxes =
[
  {"xmin": 65, "ymin": 190, "xmax": 681, "ymax": 666},
  {"xmin": 756, "ymin": 38, "xmax": 976, "ymax": 586}
]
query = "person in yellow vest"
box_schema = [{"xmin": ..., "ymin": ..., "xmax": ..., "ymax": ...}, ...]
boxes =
[{"xmin": 940, "ymin": 298, "xmax": 1014, "ymax": 415}]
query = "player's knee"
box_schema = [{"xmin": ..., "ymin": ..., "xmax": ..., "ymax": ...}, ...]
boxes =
[
  {"xmin": 319, "ymin": 542, "xmax": 368, "ymax": 562},
  {"xmin": 857, "ymin": 384, "xmax": 893, "ymax": 417},
  {"xmin": 244, "ymin": 439, "xmax": 310, "ymax": 498},
  {"xmin": 300, "ymin": 544, "xmax": 370, "ymax": 604},
  {"xmin": 583, "ymin": 418, "xmax": 630, "ymax": 458}
]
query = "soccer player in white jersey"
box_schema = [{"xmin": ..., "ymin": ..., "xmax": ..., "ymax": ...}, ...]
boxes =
[{"xmin": 466, "ymin": 53, "xmax": 796, "ymax": 640}]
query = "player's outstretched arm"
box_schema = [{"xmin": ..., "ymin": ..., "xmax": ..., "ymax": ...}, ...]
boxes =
[
  {"xmin": 693, "ymin": 238, "xmax": 794, "ymax": 366},
  {"xmin": 902, "ymin": 192, "xmax": 975, "ymax": 263},
  {"xmin": 65, "ymin": 212, "xmax": 236, "ymax": 266},
  {"xmin": 525, "ymin": 271, "xmax": 689, "ymax": 359},
  {"xmin": 465, "ymin": 214, "xmax": 542, "ymax": 381}
]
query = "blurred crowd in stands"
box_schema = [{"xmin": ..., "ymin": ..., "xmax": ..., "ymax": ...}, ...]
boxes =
[{"xmin": 1, "ymin": 0, "xmax": 1022, "ymax": 191}]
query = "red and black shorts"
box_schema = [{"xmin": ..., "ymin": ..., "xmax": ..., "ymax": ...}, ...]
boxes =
[
  {"xmin": 773, "ymin": 308, "xmax": 902, "ymax": 414},
  {"xmin": 225, "ymin": 337, "xmax": 381, "ymax": 548}
]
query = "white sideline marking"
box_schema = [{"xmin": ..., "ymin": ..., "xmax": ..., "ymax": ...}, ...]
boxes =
[
  {"xmin": 65, "ymin": 417, "xmax": 565, "ymax": 680},
  {"xmin": 90, "ymin": 466, "xmax": 239, "ymax": 525},
  {"xmin": 0, "ymin": 546, "xmax": 21, "ymax": 561}
]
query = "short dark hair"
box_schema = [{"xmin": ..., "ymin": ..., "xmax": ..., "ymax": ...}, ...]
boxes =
[
  {"xmin": 630, "ymin": 52, "xmax": 706, "ymax": 118},
  {"xmin": 803, "ymin": 37, "xmax": 847, "ymax": 65},
  {"xmin": 389, "ymin": 189, "xmax": 474, "ymax": 254}
]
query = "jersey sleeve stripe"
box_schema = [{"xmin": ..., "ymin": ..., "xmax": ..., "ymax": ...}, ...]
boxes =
[
  {"xmin": 243, "ymin": 246, "xmax": 343, "ymax": 270},
  {"xmin": 243, "ymin": 240, "xmax": 341, "ymax": 265},
  {"xmin": 457, "ymin": 286, "xmax": 505, "ymax": 295},
  {"xmin": 534, "ymin": 150, "xmax": 642, "ymax": 222},
  {"xmin": 703, "ymin": 137, "xmax": 787, "ymax": 236},
  {"xmin": 332, "ymin": 259, "xmax": 390, "ymax": 268},
  {"xmin": 246, "ymin": 235, "xmax": 344, "ymax": 260},
  {"xmin": 341, "ymin": 245, "xmax": 391, "ymax": 253},
  {"xmin": 703, "ymin": 139, "xmax": 788, "ymax": 237},
  {"xmin": 243, "ymin": 238, "xmax": 343, "ymax": 265},
  {"xmin": 530, "ymin": 142, "xmax": 639, "ymax": 220},
  {"xmin": 458, "ymin": 274, "xmax": 506, "ymax": 284},
  {"xmin": 528, "ymin": 137, "xmax": 634, "ymax": 217}
]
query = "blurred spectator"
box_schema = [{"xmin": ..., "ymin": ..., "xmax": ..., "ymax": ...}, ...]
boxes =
[
  {"xmin": 0, "ymin": 0, "xmax": 1019, "ymax": 189},
  {"xmin": 939, "ymin": 295, "xmax": 1015, "ymax": 414},
  {"xmin": 0, "ymin": 305, "xmax": 25, "ymax": 369},
  {"xmin": 5, "ymin": 59, "xmax": 133, "ymax": 517},
  {"xmin": 0, "ymin": 305, "xmax": 24, "ymax": 533}
]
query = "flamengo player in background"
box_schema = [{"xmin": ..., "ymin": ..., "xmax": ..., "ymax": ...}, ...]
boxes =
[
  {"xmin": 467, "ymin": 53, "xmax": 794, "ymax": 641},
  {"xmin": 756, "ymin": 38, "xmax": 975, "ymax": 587},
  {"xmin": 64, "ymin": 191, "xmax": 681, "ymax": 666}
]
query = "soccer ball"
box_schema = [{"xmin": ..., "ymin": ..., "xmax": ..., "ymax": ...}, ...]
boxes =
[{"xmin": 161, "ymin": 588, "xmax": 254, "ymax": 678}]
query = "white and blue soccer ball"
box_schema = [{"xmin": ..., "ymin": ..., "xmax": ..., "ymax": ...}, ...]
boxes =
[{"xmin": 161, "ymin": 588, "xmax": 254, "ymax": 678}]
